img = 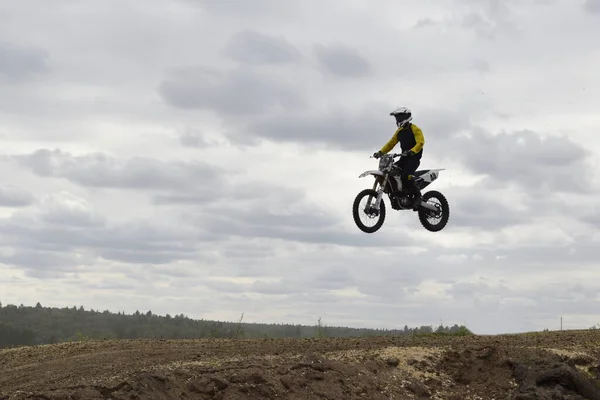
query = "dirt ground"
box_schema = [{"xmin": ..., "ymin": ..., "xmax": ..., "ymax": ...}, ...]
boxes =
[{"xmin": 2, "ymin": 330, "xmax": 600, "ymax": 400}]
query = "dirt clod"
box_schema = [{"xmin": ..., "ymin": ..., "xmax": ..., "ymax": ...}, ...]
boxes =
[{"xmin": 386, "ymin": 357, "xmax": 400, "ymax": 366}]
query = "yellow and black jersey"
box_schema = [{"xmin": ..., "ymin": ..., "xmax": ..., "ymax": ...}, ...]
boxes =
[{"xmin": 379, "ymin": 123, "xmax": 425, "ymax": 156}]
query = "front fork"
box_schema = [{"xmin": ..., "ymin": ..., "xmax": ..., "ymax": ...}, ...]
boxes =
[{"xmin": 370, "ymin": 174, "xmax": 388, "ymax": 211}]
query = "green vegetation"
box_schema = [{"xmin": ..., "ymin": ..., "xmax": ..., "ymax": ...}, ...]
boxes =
[
  {"xmin": 0, "ymin": 301, "xmax": 472, "ymax": 349},
  {"xmin": 413, "ymin": 324, "xmax": 474, "ymax": 337}
]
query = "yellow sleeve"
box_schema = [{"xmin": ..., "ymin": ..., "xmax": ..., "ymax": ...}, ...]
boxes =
[
  {"xmin": 410, "ymin": 124, "xmax": 425, "ymax": 153},
  {"xmin": 380, "ymin": 128, "xmax": 400, "ymax": 153}
]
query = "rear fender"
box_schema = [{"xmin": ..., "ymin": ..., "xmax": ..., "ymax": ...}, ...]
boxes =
[
  {"xmin": 414, "ymin": 168, "xmax": 445, "ymax": 190},
  {"xmin": 414, "ymin": 168, "xmax": 444, "ymax": 183}
]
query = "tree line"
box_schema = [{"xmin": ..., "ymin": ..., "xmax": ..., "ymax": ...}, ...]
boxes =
[{"xmin": 0, "ymin": 301, "xmax": 472, "ymax": 349}]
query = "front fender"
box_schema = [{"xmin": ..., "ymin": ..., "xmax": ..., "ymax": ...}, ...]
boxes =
[{"xmin": 358, "ymin": 170, "xmax": 384, "ymax": 178}]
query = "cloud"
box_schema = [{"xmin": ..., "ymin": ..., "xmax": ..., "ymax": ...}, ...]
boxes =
[
  {"xmin": 150, "ymin": 180, "xmax": 304, "ymax": 206},
  {"xmin": 0, "ymin": 185, "xmax": 34, "ymax": 207},
  {"xmin": 314, "ymin": 43, "xmax": 372, "ymax": 77},
  {"xmin": 197, "ymin": 204, "xmax": 411, "ymax": 248},
  {"xmin": 583, "ymin": 0, "xmax": 600, "ymax": 14},
  {"xmin": 0, "ymin": 191, "xmax": 210, "ymax": 272},
  {"xmin": 184, "ymin": 0, "xmax": 292, "ymax": 17},
  {"xmin": 448, "ymin": 188, "xmax": 527, "ymax": 231},
  {"xmin": 0, "ymin": 249, "xmax": 89, "ymax": 279},
  {"xmin": 37, "ymin": 191, "xmax": 105, "ymax": 227},
  {"xmin": 224, "ymin": 30, "xmax": 303, "ymax": 65},
  {"xmin": 448, "ymin": 128, "xmax": 595, "ymax": 194},
  {"xmin": 178, "ymin": 129, "xmax": 212, "ymax": 148},
  {"xmin": 12, "ymin": 149, "xmax": 223, "ymax": 191},
  {"xmin": 157, "ymin": 65, "xmax": 305, "ymax": 115},
  {"xmin": 453, "ymin": 0, "xmax": 522, "ymax": 38},
  {"xmin": 239, "ymin": 101, "xmax": 394, "ymax": 150},
  {"xmin": 201, "ymin": 265, "xmax": 357, "ymax": 296},
  {"xmin": 471, "ymin": 58, "xmax": 491, "ymax": 73},
  {"xmin": 0, "ymin": 43, "xmax": 48, "ymax": 81}
]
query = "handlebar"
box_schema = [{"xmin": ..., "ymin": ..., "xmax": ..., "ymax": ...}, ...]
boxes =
[{"xmin": 370, "ymin": 152, "xmax": 405, "ymax": 159}]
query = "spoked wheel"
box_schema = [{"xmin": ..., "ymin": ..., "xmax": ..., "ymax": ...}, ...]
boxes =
[
  {"xmin": 417, "ymin": 190, "xmax": 449, "ymax": 232},
  {"xmin": 352, "ymin": 189, "xmax": 386, "ymax": 233}
]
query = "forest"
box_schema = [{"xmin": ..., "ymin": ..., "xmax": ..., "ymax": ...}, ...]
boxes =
[{"xmin": 0, "ymin": 301, "xmax": 472, "ymax": 349}]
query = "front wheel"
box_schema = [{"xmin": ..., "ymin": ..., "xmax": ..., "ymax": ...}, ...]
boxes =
[
  {"xmin": 418, "ymin": 190, "xmax": 449, "ymax": 232},
  {"xmin": 352, "ymin": 189, "xmax": 386, "ymax": 233}
]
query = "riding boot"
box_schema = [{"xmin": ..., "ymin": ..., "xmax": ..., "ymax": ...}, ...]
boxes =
[
  {"xmin": 404, "ymin": 179, "xmax": 421, "ymax": 211},
  {"xmin": 411, "ymin": 188, "xmax": 422, "ymax": 211}
]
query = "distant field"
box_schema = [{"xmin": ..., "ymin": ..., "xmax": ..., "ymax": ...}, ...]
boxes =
[{"xmin": 2, "ymin": 330, "xmax": 600, "ymax": 399}]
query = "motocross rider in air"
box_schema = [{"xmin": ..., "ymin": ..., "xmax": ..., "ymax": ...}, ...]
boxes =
[{"xmin": 373, "ymin": 106, "xmax": 425, "ymax": 211}]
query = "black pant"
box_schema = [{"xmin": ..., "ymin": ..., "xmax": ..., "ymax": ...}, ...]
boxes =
[{"xmin": 394, "ymin": 154, "xmax": 421, "ymax": 191}]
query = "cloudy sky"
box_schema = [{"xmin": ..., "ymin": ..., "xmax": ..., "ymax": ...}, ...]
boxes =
[{"xmin": 1, "ymin": 0, "xmax": 599, "ymax": 335}]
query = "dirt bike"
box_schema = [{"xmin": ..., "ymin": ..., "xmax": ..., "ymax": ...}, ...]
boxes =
[{"xmin": 352, "ymin": 152, "xmax": 450, "ymax": 233}]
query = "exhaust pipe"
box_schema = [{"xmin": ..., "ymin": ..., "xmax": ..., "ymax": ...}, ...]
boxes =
[{"xmin": 419, "ymin": 201, "xmax": 439, "ymax": 212}]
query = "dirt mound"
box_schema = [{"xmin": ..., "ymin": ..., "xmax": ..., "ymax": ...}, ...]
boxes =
[
  {"xmin": 2, "ymin": 330, "xmax": 600, "ymax": 399},
  {"xmin": 31, "ymin": 352, "xmax": 401, "ymax": 400},
  {"xmin": 438, "ymin": 344, "xmax": 600, "ymax": 400}
]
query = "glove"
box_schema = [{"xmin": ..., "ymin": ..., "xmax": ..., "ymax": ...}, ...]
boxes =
[
  {"xmin": 401, "ymin": 150, "xmax": 415, "ymax": 157},
  {"xmin": 373, "ymin": 151, "xmax": 383, "ymax": 159}
]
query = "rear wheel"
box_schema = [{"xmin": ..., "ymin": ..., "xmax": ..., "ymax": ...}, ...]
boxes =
[
  {"xmin": 352, "ymin": 189, "xmax": 386, "ymax": 233},
  {"xmin": 417, "ymin": 190, "xmax": 449, "ymax": 232}
]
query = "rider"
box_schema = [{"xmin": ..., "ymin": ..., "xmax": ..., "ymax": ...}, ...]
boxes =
[{"xmin": 373, "ymin": 106, "xmax": 425, "ymax": 210}]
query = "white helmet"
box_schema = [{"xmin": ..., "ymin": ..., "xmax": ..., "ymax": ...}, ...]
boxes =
[{"xmin": 390, "ymin": 106, "xmax": 412, "ymax": 128}]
